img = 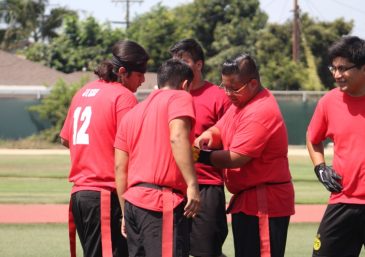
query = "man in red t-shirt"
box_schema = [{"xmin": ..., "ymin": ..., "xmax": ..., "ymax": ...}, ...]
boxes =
[
  {"xmin": 307, "ymin": 36, "xmax": 365, "ymax": 257},
  {"xmin": 194, "ymin": 54, "xmax": 294, "ymax": 257},
  {"xmin": 114, "ymin": 59, "xmax": 200, "ymax": 257},
  {"xmin": 60, "ymin": 40, "xmax": 149, "ymax": 257},
  {"xmin": 170, "ymin": 39, "xmax": 231, "ymax": 257}
]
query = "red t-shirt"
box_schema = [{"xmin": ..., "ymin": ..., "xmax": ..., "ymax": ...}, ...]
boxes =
[
  {"xmin": 60, "ymin": 80, "xmax": 137, "ymax": 192},
  {"xmin": 114, "ymin": 89, "xmax": 196, "ymax": 212},
  {"xmin": 191, "ymin": 82, "xmax": 231, "ymax": 185},
  {"xmin": 216, "ymin": 89, "xmax": 295, "ymax": 217},
  {"xmin": 308, "ymin": 88, "xmax": 365, "ymax": 204}
]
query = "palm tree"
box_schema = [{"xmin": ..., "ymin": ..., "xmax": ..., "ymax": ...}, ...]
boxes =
[{"xmin": 0, "ymin": 0, "xmax": 76, "ymax": 50}]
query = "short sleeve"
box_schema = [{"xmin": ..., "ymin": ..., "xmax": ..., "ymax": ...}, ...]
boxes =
[
  {"xmin": 115, "ymin": 92, "xmax": 138, "ymax": 129},
  {"xmin": 307, "ymin": 99, "xmax": 328, "ymax": 144},
  {"xmin": 114, "ymin": 115, "xmax": 129, "ymax": 152},
  {"xmin": 168, "ymin": 91, "xmax": 195, "ymax": 124},
  {"xmin": 230, "ymin": 120, "xmax": 269, "ymax": 158}
]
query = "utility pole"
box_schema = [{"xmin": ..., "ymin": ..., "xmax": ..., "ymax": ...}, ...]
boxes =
[
  {"xmin": 292, "ymin": 0, "xmax": 300, "ymax": 62},
  {"xmin": 111, "ymin": 0, "xmax": 143, "ymax": 29}
]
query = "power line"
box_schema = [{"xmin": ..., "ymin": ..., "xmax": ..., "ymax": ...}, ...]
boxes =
[
  {"xmin": 111, "ymin": 0, "xmax": 143, "ymax": 28},
  {"xmin": 331, "ymin": 0, "xmax": 365, "ymax": 15},
  {"xmin": 292, "ymin": 0, "xmax": 300, "ymax": 62}
]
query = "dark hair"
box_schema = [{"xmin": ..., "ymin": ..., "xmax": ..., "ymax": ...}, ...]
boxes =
[
  {"xmin": 94, "ymin": 40, "xmax": 149, "ymax": 82},
  {"xmin": 169, "ymin": 38, "xmax": 205, "ymax": 70},
  {"xmin": 328, "ymin": 36, "xmax": 365, "ymax": 66},
  {"xmin": 157, "ymin": 59, "xmax": 194, "ymax": 89},
  {"xmin": 221, "ymin": 54, "xmax": 260, "ymax": 82}
]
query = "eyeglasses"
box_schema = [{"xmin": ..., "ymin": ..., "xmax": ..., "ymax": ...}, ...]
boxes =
[
  {"xmin": 219, "ymin": 79, "xmax": 251, "ymax": 94},
  {"xmin": 328, "ymin": 64, "xmax": 357, "ymax": 74}
]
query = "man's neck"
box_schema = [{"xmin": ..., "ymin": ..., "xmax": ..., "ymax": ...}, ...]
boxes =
[{"xmin": 190, "ymin": 78, "xmax": 205, "ymax": 91}]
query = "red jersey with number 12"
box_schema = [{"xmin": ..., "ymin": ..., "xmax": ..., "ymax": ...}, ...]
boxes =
[{"xmin": 60, "ymin": 80, "xmax": 137, "ymax": 192}]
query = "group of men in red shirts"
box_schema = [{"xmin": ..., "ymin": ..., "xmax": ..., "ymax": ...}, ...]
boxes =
[{"xmin": 60, "ymin": 35, "xmax": 365, "ymax": 257}]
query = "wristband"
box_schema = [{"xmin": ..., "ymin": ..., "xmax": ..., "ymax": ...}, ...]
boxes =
[{"xmin": 197, "ymin": 149, "xmax": 213, "ymax": 166}]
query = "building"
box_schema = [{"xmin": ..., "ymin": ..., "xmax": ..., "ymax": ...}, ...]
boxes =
[{"xmin": 0, "ymin": 50, "xmax": 157, "ymax": 139}]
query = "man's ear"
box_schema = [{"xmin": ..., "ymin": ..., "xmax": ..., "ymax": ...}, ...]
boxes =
[
  {"xmin": 249, "ymin": 79, "xmax": 258, "ymax": 89},
  {"xmin": 196, "ymin": 60, "xmax": 203, "ymax": 71},
  {"xmin": 181, "ymin": 79, "xmax": 190, "ymax": 91},
  {"xmin": 118, "ymin": 66, "xmax": 127, "ymax": 76}
]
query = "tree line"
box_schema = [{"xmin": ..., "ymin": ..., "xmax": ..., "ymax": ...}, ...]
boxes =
[{"xmin": 0, "ymin": 0, "xmax": 354, "ymax": 90}]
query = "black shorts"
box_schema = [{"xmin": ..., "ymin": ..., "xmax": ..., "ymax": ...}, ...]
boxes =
[
  {"xmin": 124, "ymin": 200, "xmax": 189, "ymax": 257},
  {"xmin": 189, "ymin": 185, "xmax": 228, "ymax": 256},
  {"xmin": 232, "ymin": 212, "xmax": 290, "ymax": 257},
  {"xmin": 71, "ymin": 190, "xmax": 128, "ymax": 257},
  {"xmin": 313, "ymin": 203, "xmax": 365, "ymax": 257}
]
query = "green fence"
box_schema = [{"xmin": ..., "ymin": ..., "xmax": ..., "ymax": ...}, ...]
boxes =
[
  {"xmin": 0, "ymin": 98, "xmax": 50, "ymax": 139},
  {"xmin": 275, "ymin": 91, "xmax": 323, "ymax": 145},
  {"xmin": 0, "ymin": 91, "xmax": 325, "ymax": 144}
]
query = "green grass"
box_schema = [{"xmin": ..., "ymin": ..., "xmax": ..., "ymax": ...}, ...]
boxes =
[
  {"xmin": 0, "ymin": 224, "xmax": 82, "ymax": 257},
  {"xmin": 0, "ymin": 155, "xmax": 71, "ymax": 203},
  {"xmin": 1, "ymin": 152, "xmax": 364, "ymax": 257},
  {"xmin": 0, "ymin": 155, "xmax": 69, "ymax": 178},
  {"xmin": 1, "ymin": 223, "xmax": 364, "ymax": 257},
  {"xmin": 0, "ymin": 177, "xmax": 71, "ymax": 203},
  {"xmin": 0, "ymin": 153, "xmax": 335, "ymax": 204}
]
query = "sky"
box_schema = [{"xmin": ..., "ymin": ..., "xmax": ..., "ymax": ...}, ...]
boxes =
[{"xmin": 49, "ymin": 0, "xmax": 365, "ymax": 38}]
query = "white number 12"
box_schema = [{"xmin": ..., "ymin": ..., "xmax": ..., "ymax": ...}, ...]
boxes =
[{"xmin": 73, "ymin": 106, "xmax": 92, "ymax": 145}]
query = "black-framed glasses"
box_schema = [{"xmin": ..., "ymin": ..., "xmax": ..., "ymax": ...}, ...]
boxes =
[
  {"xmin": 328, "ymin": 64, "xmax": 357, "ymax": 74},
  {"xmin": 219, "ymin": 79, "xmax": 252, "ymax": 94}
]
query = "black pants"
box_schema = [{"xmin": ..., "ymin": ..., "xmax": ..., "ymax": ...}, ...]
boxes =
[
  {"xmin": 124, "ymin": 200, "xmax": 189, "ymax": 257},
  {"xmin": 313, "ymin": 203, "xmax": 365, "ymax": 257},
  {"xmin": 232, "ymin": 212, "xmax": 290, "ymax": 257},
  {"xmin": 71, "ymin": 190, "xmax": 128, "ymax": 257},
  {"xmin": 189, "ymin": 185, "xmax": 228, "ymax": 257}
]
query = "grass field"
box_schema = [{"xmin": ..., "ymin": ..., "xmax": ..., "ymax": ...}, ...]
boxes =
[
  {"xmin": 0, "ymin": 223, "xmax": 364, "ymax": 257},
  {"xmin": 0, "ymin": 153, "xmax": 332, "ymax": 204},
  {"xmin": 3, "ymin": 152, "xmax": 364, "ymax": 257}
]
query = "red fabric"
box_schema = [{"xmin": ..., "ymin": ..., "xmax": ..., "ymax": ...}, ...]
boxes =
[
  {"xmin": 60, "ymin": 80, "xmax": 137, "ymax": 190},
  {"xmin": 256, "ymin": 185, "xmax": 271, "ymax": 257},
  {"xmin": 216, "ymin": 89, "xmax": 295, "ymax": 217},
  {"xmin": 68, "ymin": 201, "xmax": 76, "ymax": 257},
  {"xmin": 100, "ymin": 191, "xmax": 112, "ymax": 257},
  {"xmin": 191, "ymin": 82, "xmax": 231, "ymax": 185},
  {"xmin": 114, "ymin": 89, "xmax": 195, "ymax": 211},
  {"xmin": 308, "ymin": 88, "xmax": 365, "ymax": 204},
  {"xmin": 162, "ymin": 188, "xmax": 174, "ymax": 257},
  {"xmin": 68, "ymin": 189, "xmax": 115, "ymax": 257}
]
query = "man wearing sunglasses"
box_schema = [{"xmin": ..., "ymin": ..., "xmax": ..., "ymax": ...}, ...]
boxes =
[
  {"xmin": 194, "ymin": 54, "xmax": 295, "ymax": 257},
  {"xmin": 307, "ymin": 36, "xmax": 365, "ymax": 257}
]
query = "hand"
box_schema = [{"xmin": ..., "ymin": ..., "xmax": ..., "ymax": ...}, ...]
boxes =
[
  {"xmin": 192, "ymin": 146, "xmax": 213, "ymax": 166},
  {"xmin": 194, "ymin": 131, "xmax": 213, "ymax": 149},
  {"xmin": 120, "ymin": 216, "xmax": 127, "ymax": 238},
  {"xmin": 192, "ymin": 146, "xmax": 200, "ymax": 162},
  {"xmin": 184, "ymin": 183, "xmax": 200, "ymax": 218},
  {"xmin": 314, "ymin": 163, "xmax": 342, "ymax": 193}
]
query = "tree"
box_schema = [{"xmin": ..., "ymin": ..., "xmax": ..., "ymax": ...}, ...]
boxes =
[
  {"xmin": 0, "ymin": 0, "xmax": 76, "ymax": 50},
  {"xmin": 24, "ymin": 16, "xmax": 126, "ymax": 73},
  {"xmin": 254, "ymin": 23, "xmax": 307, "ymax": 90},
  {"xmin": 300, "ymin": 14, "xmax": 353, "ymax": 89},
  {"xmin": 127, "ymin": 4, "xmax": 193, "ymax": 71},
  {"xmin": 189, "ymin": 0, "xmax": 268, "ymax": 82},
  {"xmin": 28, "ymin": 78, "xmax": 87, "ymax": 142},
  {"xmin": 254, "ymin": 14, "xmax": 353, "ymax": 90}
]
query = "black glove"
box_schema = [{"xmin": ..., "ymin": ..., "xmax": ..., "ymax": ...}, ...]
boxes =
[
  {"xmin": 192, "ymin": 147, "xmax": 213, "ymax": 166},
  {"xmin": 314, "ymin": 163, "xmax": 342, "ymax": 193}
]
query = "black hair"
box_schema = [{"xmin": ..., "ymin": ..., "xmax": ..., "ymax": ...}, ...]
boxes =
[
  {"xmin": 169, "ymin": 38, "xmax": 205, "ymax": 70},
  {"xmin": 157, "ymin": 59, "xmax": 194, "ymax": 89},
  {"xmin": 221, "ymin": 53, "xmax": 260, "ymax": 81},
  {"xmin": 94, "ymin": 40, "xmax": 149, "ymax": 82},
  {"xmin": 328, "ymin": 36, "xmax": 365, "ymax": 66}
]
